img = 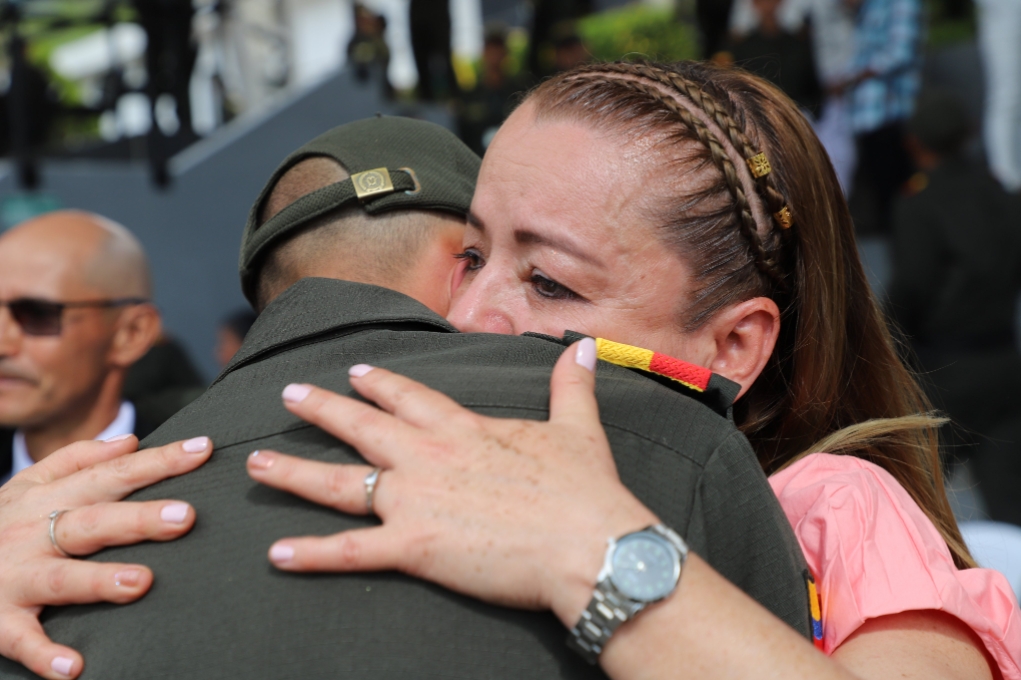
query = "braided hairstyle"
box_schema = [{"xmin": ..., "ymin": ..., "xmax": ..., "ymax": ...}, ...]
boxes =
[{"xmin": 526, "ymin": 60, "xmax": 974, "ymax": 569}]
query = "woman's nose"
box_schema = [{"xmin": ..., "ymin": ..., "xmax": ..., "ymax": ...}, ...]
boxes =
[{"xmin": 447, "ymin": 273, "xmax": 516, "ymax": 335}]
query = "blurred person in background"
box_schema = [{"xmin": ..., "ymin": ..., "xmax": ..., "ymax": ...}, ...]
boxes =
[
  {"xmin": 409, "ymin": 0, "xmax": 457, "ymax": 101},
  {"xmin": 123, "ymin": 331, "xmax": 205, "ymax": 428},
  {"xmin": 0, "ymin": 211, "xmax": 162, "ymax": 485},
  {"xmin": 456, "ymin": 23, "xmax": 528, "ymax": 156},
  {"xmin": 836, "ymin": 0, "xmax": 923, "ymax": 235},
  {"xmin": 728, "ymin": 0, "xmax": 858, "ymax": 191},
  {"xmin": 347, "ymin": 3, "xmax": 392, "ymax": 97},
  {"xmin": 727, "ymin": 0, "xmax": 823, "ymax": 117},
  {"xmin": 215, "ymin": 307, "xmax": 257, "ymax": 368},
  {"xmin": 697, "ymin": 0, "xmax": 737, "ymax": 59},
  {"xmin": 887, "ymin": 90, "xmax": 1021, "ymax": 519},
  {"xmin": 135, "ymin": 0, "xmax": 199, "ymax": 185},
  {"xmin": 527, "ymin": 0, "xmax": 593, "ymax": 78},
  {"xmin": 551, "ymin": 27, "xmax": 589, "ymax": 74},
  {"xmin": 975, "ymin": 0, "xmax": 1021, "ymax": 193}
]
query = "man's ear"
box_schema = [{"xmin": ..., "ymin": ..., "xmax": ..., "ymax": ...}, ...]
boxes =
[
  {"xmin": 108, "ymin": 304, "xmax": 162, "ymax": 368},
  {"xmin": 705, "ymin": 297, "xmax": 779, "ymax": 400}
]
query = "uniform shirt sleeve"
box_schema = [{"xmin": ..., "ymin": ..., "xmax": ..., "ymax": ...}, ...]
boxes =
[{"xmin": 770, "ymin": 453, "xmax": 1021, "ymax": 678}]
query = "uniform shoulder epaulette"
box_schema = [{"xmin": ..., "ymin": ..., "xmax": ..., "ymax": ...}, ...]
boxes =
[{"xmin": 525, "ymin": 332, "xmax": 740, "ymax": 417}]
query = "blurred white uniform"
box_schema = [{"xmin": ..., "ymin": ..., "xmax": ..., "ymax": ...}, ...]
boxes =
[{"xmin": 976, "ymin": 0, "xmax": 1021, "ymax": 192}]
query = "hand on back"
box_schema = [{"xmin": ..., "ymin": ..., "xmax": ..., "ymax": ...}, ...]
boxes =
[
  {"xmin": 0, "ymin": 435, "xmax": 211, "ymax": 679},
  {"xmin": 246, "ymin": 339, "xmax": 659, "ymax": 627}
]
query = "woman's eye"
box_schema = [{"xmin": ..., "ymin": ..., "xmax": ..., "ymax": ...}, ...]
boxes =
[
  {"xmin": 530, "ymin": 270, "xmax": 580, "ymax": 300},
  {"xmin": 454, "ymin": 248, "xmax": 485, "ymax": 271}
]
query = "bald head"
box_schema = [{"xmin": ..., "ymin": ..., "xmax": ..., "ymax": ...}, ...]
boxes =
[
  {"xmin": 0, "ymin": 210, "xmax": 161, "ymax": 456},
  {"xmin": 255, "ymin": 157, "xmax": 465, "ymax": 313},
  {"xmin": 0, "ymin": 210, "xmax": 151, "ymax": 300}
]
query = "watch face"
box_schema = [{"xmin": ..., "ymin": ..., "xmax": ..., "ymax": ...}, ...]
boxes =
[{"xmin": 609, "ymin": 532, "xmax": 680, "ymax": 603}]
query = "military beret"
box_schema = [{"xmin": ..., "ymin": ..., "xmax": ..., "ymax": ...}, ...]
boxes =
[{"xmin": 239, "ymin": 115, "xmax": 481, "ymax": 305}]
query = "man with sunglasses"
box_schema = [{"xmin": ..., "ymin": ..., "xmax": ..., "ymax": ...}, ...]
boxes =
[{"xmin": 0, "ymin": 211, "xmax": 163, "ymax": 484}]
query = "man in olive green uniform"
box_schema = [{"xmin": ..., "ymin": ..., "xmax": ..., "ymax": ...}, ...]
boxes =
[{"xmin": 0, "ymin": 117, "xmax": 811, "ymax": 679}]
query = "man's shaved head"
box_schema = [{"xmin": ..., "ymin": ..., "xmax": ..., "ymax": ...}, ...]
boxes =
[
  {"xmin": 0, "ymin": 210, "xmax": 152, "ymax": 300},
  {"xmin": 255, "ymin": 157, "xmax": 465, "ymax": 312}
]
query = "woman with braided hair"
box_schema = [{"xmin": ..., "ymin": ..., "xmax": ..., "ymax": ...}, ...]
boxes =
[
  {"xmin": 248, "ymin": 60, "xmax": 1019, "ymax": 679},
  {"xmin": 0, "ymin": 60, "xmax": 1013, "ymax": 678}
]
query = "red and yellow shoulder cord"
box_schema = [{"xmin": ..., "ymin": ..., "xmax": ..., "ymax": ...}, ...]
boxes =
[{"xmin": 594, "ymin": 338, "xmax": 712, "ymax": 392}]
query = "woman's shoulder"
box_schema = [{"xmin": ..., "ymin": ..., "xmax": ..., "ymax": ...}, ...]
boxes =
[{"xmin": 768, "ymin": 453, "xmax": 1021, "ymax": 677}]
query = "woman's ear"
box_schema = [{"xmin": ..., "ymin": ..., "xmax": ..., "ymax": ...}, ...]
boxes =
[{"xmin": 705, "ymin": 297, "xmax": 780, "ymax": 399}]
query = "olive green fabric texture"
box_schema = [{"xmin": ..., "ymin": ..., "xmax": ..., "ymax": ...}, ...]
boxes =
[
  {"xmin": 3, "ymin": 279, "xmax": 811, "ymax": 680},
  {"xmin": 238, "ymin": 116, "xmax": 481, "ymax": 304}
]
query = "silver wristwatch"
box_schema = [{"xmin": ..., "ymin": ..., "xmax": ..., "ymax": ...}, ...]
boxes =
[{"xmin": 567, "ymin": 524, "xmax": 688, "ymax": 664}]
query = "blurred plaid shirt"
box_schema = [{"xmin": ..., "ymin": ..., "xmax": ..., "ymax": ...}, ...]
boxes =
[{"xmin": 848, "ymin": 0, "xmax": 924, "ymax": 133}]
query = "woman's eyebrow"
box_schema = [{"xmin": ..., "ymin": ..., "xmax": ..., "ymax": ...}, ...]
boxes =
[
  {"xmin": 514, "ymin": 229, "xmax": 604, "ymax": 268},
  {"xmin": 466, "ymin": 212, "xmax": 485, "ymax": 230}
]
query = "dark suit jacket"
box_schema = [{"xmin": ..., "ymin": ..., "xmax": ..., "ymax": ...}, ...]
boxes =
[
  {"xmin": 0, "ymin": 279, "xmax": 811, "ymax": 679},
  {"xmin": 0, "ymin": 414, "xmax": 159, "ymax": 482}
]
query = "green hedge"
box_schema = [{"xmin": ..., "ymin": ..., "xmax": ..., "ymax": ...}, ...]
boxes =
[{"xmin": 579, "ymin": 4, "xmax": 699, "ymax": 64}]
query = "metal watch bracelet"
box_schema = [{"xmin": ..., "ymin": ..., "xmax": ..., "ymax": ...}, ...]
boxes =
[{"xmin": 566, "ymin": 525, "xmax": 688, "ymax": 665}]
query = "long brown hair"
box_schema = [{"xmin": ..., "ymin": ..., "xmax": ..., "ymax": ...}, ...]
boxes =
[{"xmin": 526, "ymin": 60, "xmax": 974, "ymax": 569}]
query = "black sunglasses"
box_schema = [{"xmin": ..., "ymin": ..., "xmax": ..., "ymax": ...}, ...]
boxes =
[{"xmin": 0, "ymin": 297, "xmax": 149, "ymax": 337}]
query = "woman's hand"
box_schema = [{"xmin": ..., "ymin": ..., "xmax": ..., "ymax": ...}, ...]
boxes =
[
  {"xmin": 0, "ymin": 435, "xmax": 212, "ymax": 679},
  {"xmin": 247, "ymin": 338, "xmax": 658, "ymax": 627}
]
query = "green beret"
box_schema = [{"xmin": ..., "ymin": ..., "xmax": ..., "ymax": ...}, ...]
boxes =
[{"xmin": 239, "ymin": 115, "xmax": 481, "ymax": 305}]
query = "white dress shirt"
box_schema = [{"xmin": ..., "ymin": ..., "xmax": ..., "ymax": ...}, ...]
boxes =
[{"xmin": 1, "ymin": 401, "xmax": 136, "ymax": 486}]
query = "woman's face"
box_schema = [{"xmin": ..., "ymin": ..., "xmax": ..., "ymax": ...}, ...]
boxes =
[{"xmin": 446, "ymin": 103, "xmax": 716, "ymax": 364}]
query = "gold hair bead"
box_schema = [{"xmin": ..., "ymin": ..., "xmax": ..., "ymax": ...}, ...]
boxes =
[
  {"xmin": 747, "ymin": 152, "xmax": 772, "ymax": 178},
  {"xmin": 774, "ymin": 206, "xmax": 793, "ymax": 229}
]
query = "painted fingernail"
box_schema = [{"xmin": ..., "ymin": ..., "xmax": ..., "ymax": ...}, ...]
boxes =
[
  {"xmin": 160, "ymin": 503, "xmax": 189, "ymax": 523},
  {"xmin": 348, "ymin": 364, "xmax": 374, "ymax": 378},
  {"xmin": 282, "ymin": 383, "xmax": 312, "ymax": 403},
  {"xmin": 576, "ymin": 337, "xmax": 597, "ymax": 373},
  {"xmin": 269, "ymin": 544, "xmax": 294, "ymax": 564},
  {"xmin": 114, "ymin": 568, "xmax": 142, "ymax": 587},
  {"xmin": 103, "ymin": 433, "xmax": 133, "ymax": 443},
  {"xmin": 182, "ymin": 436, "xmax": 209, "ymax": 453},
  {"xmin": 51, "ymin": 656, "xmax": 74, "ymax": 677},
  {"xmin": 248, "ymin": 450, "xmax": 274, "ymax": 469}
]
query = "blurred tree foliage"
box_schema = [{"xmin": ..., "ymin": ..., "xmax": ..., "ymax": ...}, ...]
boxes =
[{"xmin": 578, "ymin": 4, "xmax": 699, "ymax": 63}]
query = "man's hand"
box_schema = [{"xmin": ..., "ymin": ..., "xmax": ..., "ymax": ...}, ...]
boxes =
[{"xmin": 0, "ymin": 435, "xmax": 212, "ymax": 679}]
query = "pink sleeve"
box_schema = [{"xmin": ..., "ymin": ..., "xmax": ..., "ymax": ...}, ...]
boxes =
[{"xmin": 769, "ymin": 453, "xmax": 1021, "ymax": 678}]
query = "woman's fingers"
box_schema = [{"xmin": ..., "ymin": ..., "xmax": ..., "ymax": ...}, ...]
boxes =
[
  {"xmin": 280, "ymin": 384, "xmax": 410, "ymax": 468},
  {"xmin": 0, "ymin": 611, "xmax": 83, "ymax": 680},
  {"xmin": 25, "ymin": 561, "xmax": 153, "ymax": 607},
  {"xmin": 345, "ymin": 365, "xmax": 474, "ymax": 428},
  {"xmin": 57, "ymin": 436, "xmax": 213, "ymax": 506},
  {"xmin": 266, "ymin": 527, "xmax": 403, "ymax": 573},
  {"xmin": 247, "ymin": 451, "xmax": 377, "ymax": 514},
  {"xmin": 548, "ymin": 338, "xmax": 601, "ymax": 427},
  {"xmin": 53, "ymin": 501, "xmax": 196, "ymax": 556},
  {"xmin": 28, "ymin": 436, "xmax": 138, "ymax": 485}
]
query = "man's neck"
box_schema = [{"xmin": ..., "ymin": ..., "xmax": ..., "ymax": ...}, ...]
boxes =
[{"xmin": 21, "ymin": 375, "xmax": 125, "ymax": 462}]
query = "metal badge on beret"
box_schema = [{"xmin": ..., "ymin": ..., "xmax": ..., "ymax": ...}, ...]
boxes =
[{"xmin": 352, "ymin": 168, "xmax": 395, "ymax": 201}]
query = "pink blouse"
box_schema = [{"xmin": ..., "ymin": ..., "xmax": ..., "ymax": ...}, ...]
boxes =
[{"xmin": 770, "ymin": 453, "xmax": 1021, "ymax": 678}]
